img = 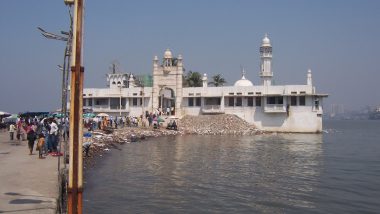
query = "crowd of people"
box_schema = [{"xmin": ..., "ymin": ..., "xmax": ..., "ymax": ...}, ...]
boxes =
[
  {"xmin": 7, "ymin": 116, "xmax": 68, "ymax": 159},
  {"xmin": 84, "ymin": 112, "xmax": 167, "ymax": 131},
  {"xmin": 6, "ymin": 111, "xmax": 176, "ymax": 159}
]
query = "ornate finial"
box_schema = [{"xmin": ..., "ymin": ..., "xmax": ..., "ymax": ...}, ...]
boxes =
[{"xmin": 242, "ymin": 67, "xmax": 246, "ymax": 79}]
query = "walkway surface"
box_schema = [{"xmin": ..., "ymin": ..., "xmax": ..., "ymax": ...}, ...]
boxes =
[{"xmin": 0, "ymin": 130, "xmax": 58, "ymax": 213}]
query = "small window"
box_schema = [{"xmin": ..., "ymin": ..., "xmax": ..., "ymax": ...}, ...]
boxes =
[
  {"xmin": 300, "ymin": 91, "xmax": 306, "ymax": 94},
  {"xmin": 229, "ymin": 92, "xmax": 234, "ymax": 95},
  {"xmin": 236, "ymin": 97, "xmax": 242, "ymax": 106},
  {"xmin": 237, "ymin": 92, "xmax": 242, "ymax": 95},
  {"xmin": 228, "ymin": 97, "xmax": 234, "ymax": 106},
  {"xmin": 314, "ymin": 99, "xmax": 319, "ymax": 110},
  {"xmin": 196, "ymin": 93, "xmax": 201, "ymax": 96},
  {"xmin": 133, "ymin": 93, "xmax": 138, "ymax": 96},
  {"xmin": 132, "ymin": 98, "xmax": 138, "ymax": 106},
  {"xmin": 278, "ymin": 97, "xmax": 283, "ymax": 105},
  {"xmin": 299, "ymin": 96, "xmax": 306, "ymax": 106},
  {"xmin": 189, "ymin": 93, "xmax": 194, "ymax": 96},
  {"xmin": 267, "ymin": 97, "xmax": 276, "ymax": 104},
  {"xmin": 256, "ymin": 92, "xmax": 262, "ymax": 95},
  {"xmin": 247, "ymin": 97, "xmax": 254, "ymax": 106},
  {"xmin": 255, "ymin": 97, "xmax": 261, "ymax": 106},
  {"xmin": 195, "ymin": 97, "xmax": 201, "ymax": 106},
  {"xmin": 95, "ymin": 98, "xmax": 108, "ymax": 105},
  {"xmin": 291, "ymin": 96, "xmax": 297, "ymax": 106},
  {"xmin": 188, "ymin": 98, "xmax": 194, "ymax": 106},
  {"xmin": 248, "ymin": 92, "xmax": 254, "ymax": 95}
]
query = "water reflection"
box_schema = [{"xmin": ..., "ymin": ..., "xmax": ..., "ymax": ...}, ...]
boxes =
[{"xmin": 84, "ymin": 133, "xmax": 324, "ymax": 213}]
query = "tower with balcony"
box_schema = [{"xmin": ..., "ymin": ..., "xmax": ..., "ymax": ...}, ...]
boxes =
[{"xmin": 260, "ymin": 34, "xmax": 273, "ymax": 87}]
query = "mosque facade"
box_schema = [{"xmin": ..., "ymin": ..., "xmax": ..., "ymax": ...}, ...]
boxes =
[{"xmin": 82, "ymin": 35, "xmax": 328, "ymax": 132}]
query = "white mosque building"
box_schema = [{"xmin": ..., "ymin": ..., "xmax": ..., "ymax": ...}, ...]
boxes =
[{"xmin": 82, "ymin": 34, "xmax": 328, "ymax": 132}]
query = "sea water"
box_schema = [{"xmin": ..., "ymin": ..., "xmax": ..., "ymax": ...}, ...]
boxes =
[{"xmin": 83, "ymin": 120, "xmax": 380, "ymax": 213}]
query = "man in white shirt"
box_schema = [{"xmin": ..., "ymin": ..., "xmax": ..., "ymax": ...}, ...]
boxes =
[
  {"xmin": 50, "ymin": 120, "xmax": 59, "ymax": 152},
  {"xmin": 9, "ymin": 123, "xmax": 16, "ymax": 140}
]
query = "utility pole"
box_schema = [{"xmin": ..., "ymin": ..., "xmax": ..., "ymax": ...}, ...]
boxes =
[{"xmin": 67, "ymin": 0, "xmax": 84, "ymax": 213}]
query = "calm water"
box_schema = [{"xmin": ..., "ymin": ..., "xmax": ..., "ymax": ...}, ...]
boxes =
[{"xmin": 83, "ymin": 120, "xmax": 380, "ymax": 213}]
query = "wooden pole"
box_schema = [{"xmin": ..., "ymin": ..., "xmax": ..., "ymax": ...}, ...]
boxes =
[{"xmin": 68, "ymin": 0, "xmax": 84, "ymax": 213}]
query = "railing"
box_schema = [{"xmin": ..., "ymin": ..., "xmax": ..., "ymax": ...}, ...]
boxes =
[
  {"xmin": 110, "ymin": 105, "xmax": 126, "ymax": 110},
  {"xmin": 264, "ymin": 104, "xmax": 286, "ymax": 113},
  {"xmin": 201, "ymin": 105, "xmax": 224, "ymax": 114},
  {"xmin": 92, "ymin": 106, "xmax": 129, "ymax": 112}
]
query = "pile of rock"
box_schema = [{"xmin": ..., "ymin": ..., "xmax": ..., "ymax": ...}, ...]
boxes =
[
  {"xmin": 112, "ymin": 127, "xmax": 183, "ymax": 142},
  {"xmin": 82, "ymin": 127, "xmax": 183, "ymax": 167},
  {"xmin": 179, "ymin": 114, "xmax": 262, "ymax": 135}
]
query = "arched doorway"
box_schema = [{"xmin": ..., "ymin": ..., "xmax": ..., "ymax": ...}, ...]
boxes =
[{"xmin": 158, "ymin": 87, "xmax": 175, "ymax": 115}]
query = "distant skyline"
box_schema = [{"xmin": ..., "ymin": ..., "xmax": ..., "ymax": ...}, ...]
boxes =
[{"xmin": 1, "ymin": 0, "xmax": 379, "ymax": 113}]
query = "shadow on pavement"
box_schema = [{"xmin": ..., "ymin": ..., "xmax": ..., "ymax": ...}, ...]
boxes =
[
  {"xmin": 9, "ymin": 199, "xmax": 45, "ymax": 204},
  {"xmin": 0, "ymin": 207, "xmax": 55, "ymax": 213}
]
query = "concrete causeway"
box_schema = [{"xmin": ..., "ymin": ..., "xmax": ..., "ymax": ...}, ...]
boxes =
[{"xmin": 0, "ymin": 131, "xmax": 58, "ymax": 213}]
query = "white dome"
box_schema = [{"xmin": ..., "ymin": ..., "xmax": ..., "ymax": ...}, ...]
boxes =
[
  {"xmin": 164, "ymin": 48, "xmax": 172, "ymax": 58},
  {"xmin": 128, "ymin": 73, "xmax": 134, "ymax": 81},
  {"xmin": 234, "ymin": 71, "xmax": 253, "ymax": 87},
  {"xmin": 262, "ymin": 34, "xmax": 271, "ymax": 46}
]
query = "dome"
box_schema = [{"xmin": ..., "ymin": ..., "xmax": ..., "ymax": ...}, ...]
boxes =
[
  {"xmin": 164, "ymin": 48, "xmax": 172, "ymax": 58},
  {"xmin": 128, "ymin": 73, "xmax": 134, "ymax": 81},
  {"xmin": 262, "ymin": 33, "xmax": 271, "ymax": 46},
  {"xmin": 234, "ymin": 71, "xmax": 253, "ymax": 87}
]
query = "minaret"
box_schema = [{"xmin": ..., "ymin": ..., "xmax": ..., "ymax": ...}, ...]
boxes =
[
  {"xmin": 260, "ymin": 33, "xmax": 273, "ymax": 86},
  {"xmin": 307, "ymin": 69, "xmax": 312, "ymax": 86},
  {"xmin": 175, "ymin": 54, "xmax": 183, "ymax": 116}
]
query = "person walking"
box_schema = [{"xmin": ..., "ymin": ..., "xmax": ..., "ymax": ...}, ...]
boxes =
[
  {"xmin": 9, "ymin": 123, "xmax": 16, "ymax": 140},
  {"xmin": 49, "ymin": 120, "xmax": 59, "ymax": 153},
  {"xmin": 27, "ymin": 127, "xmax": 36, "ymax": 155},
  {"xmin": 42, "ymin": 119, "xmax": 50, "ymax": 154},
  {"xmin": 36, "ymin": 133, "xmax": 45, "ymax": 159}
]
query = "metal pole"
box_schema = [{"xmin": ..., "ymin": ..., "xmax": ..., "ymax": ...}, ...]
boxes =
[
  {"xmin": 141, "ymin": 85, "xmax": 144, "ymax": 117},
  {"xmin": 68, "ymin": 0, "xmax": 84, "ymax": 213},
  {"xmin": 64, "ymin": 6, "xmax": 73, "ymax": 169},
  {"xmin": 58, "ymin": 46, "xmax": 67, "ymax": 179},
  {"xmin": 64, "ymin": 9, "xmax": 73, "ymax": 169},
  {"xmin": 119, "ymin": 86, "xmax": 122, "ymax": 116}
]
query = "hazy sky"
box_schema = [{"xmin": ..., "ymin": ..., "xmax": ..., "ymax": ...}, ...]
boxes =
[{"xmin": 1, "ymin": 0, "xmax": 379, "ymax": 113}]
